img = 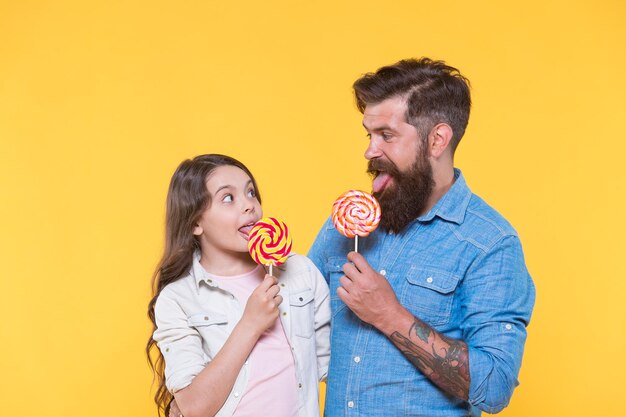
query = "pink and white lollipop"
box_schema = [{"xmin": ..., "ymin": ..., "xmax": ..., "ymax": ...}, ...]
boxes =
[{"xmin": 332, "ymin": 190, "xmax": 381, "ymax": 252}]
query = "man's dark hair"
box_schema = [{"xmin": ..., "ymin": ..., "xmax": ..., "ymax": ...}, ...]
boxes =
[{"xmin": 353, "ymin": 58, "xmax": 471, "ymax": 152}]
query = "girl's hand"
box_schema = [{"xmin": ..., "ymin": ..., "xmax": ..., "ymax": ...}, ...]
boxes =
[
  {"xmin": 241, "ymin": 274, "xmax": 282, "ymax": 337},
  {"xmin": 168, "ymin": 399, "xmax": 182, "ymax": 417}
]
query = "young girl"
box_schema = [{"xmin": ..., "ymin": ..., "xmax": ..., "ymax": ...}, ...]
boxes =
[{"xmin": 146, "ymin": 154, "xmax": 331, "ymax": 417}]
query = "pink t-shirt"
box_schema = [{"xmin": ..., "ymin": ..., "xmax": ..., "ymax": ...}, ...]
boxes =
[{"xmin": 212, "ymin": 266, "xmax": 299, "ymax": 417}]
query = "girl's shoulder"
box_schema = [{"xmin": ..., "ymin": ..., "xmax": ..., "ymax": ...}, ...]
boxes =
[
  {"xmin": 282, "ymin": 252, "xmax": 314, "ymax": 270},
  {"xmin": 155, "ymin": 271, "xmax": 197, "ymax": 303}
]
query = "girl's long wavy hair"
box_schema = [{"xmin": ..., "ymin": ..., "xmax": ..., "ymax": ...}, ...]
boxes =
[{"xmin": 146, "ymin": 154, "xmax": 261, "ymax": 416}]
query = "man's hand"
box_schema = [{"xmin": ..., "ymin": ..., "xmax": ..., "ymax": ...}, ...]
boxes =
[
  {"xmin": 169, "ymin": 399, "xmax": 182, "ymax": 417},
  {"xmin": 337, "ymin": 251, "xmax": 403, "ymax": 334}
]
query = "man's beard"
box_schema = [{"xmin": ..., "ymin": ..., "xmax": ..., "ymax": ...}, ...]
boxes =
[{"xmin": 368, "ymin": 147, "xmax": 434, "ymax": 234}]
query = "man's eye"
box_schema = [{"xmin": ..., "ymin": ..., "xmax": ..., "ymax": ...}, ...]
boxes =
[
  {"xmin": 366, "ymin": 133, "xmax": 372, "ymax": 139},
  {"xmin": 382, "ymin": 133, "xmax": 392, "ymax": 141},
  {"xmin": 222, "ymin": 194, "xmax": 233, "ymax": 202}
]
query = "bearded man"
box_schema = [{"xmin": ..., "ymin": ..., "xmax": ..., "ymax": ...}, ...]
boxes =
[{"xmin": 308, "ymin": 58, "xmax": 535, "ymax": 416}]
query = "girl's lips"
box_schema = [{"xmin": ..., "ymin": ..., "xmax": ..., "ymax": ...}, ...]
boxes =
[{"xmin": 372, "ymin": 172, "xmax": 392, "ymax": 193}]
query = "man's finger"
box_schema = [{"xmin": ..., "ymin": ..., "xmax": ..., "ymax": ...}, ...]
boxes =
[
  {"xmin": 347, "ymin": 251, "xmax": 372, "ymax": 274},
  {"xmin": 339, "ymin": 275, "xmax": 354, "ymax": 292},
  {"xmin": 336, "ymin": 286, "xmax": 350, "ymax": 304},
  {"xmin": 342, "ymin": 262, "xmax": 361, "ymax": 279}
]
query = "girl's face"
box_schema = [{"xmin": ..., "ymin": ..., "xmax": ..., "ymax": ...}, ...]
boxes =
[{"xmin": 193, "ymin": 165, "xmax": 262, "ymax": 256}]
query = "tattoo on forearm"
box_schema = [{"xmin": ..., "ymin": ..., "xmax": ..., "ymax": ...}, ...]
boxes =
[
  {"xmin": 390, "ymin": 319, "xmax": 470, "ymax": 400},
  {"xmin": 410, "ymin": 320, "xmax": 431, "ymax": 343}
]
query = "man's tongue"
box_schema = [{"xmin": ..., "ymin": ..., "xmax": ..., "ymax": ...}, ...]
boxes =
[{"xmin": 372, "ymin": 173, "xmax": 392, "ymax": 193}]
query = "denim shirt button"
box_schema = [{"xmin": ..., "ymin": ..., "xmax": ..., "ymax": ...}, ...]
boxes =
[
  {"xmin": 426, "ymin": 276, "xmax": 433, "ymax": 283},
  {"xmin": 353, "ymin": 356, "xmax": 361, "ymax": 363},
  {"xmin": 380, "ymin": 270, "xmax": 386, "ymax": 276},
  {"xmin": 348, "ymin": 401, "xmax": 355, "ymax": 408}
]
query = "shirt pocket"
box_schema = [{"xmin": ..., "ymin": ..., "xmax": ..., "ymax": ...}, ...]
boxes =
[
  {"xmin": 400, "ymin": 266, "xmax": 461, "ymax": 327},
  {"xmin": 187, "ymin": 312, "xmax": 229, "ymax": 354},
  {"xmin": 289, "ymin": 288, "xmax": 315, "ymax": 338},
  {"xmin": 325, "ymin": 257, "xmax": 348, "ymax": 318}
]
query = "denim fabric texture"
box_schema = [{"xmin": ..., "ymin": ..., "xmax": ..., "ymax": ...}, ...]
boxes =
[{"xmin": 308, "ymin": 169, "xmax": 535, "ymax": 417}]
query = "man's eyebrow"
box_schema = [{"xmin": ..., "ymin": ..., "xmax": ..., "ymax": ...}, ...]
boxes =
[{"xmin": 363, "ymin": 122, "xmax": 394, "ymax": 131}]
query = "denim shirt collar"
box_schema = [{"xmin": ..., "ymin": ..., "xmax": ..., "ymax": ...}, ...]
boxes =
[{"xmin": 417, "ymin": 168, "xmax": 472, "ymax": 225}]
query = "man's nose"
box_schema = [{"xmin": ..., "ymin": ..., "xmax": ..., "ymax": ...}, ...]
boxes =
[{"xmin": 364, "ymin": 137, "xmax": 383, "ymax": 160}]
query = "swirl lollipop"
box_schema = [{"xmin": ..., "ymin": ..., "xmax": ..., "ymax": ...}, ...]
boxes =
[
  {"xmin": 248, "ymin": 217, "xmax": 293, "ymax": 275},
  {"xmin": 332, "ymin": 190, "xmax": 381, "ymax": 252}
]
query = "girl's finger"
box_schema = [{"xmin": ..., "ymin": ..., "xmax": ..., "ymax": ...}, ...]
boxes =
[
  {"xmin": 267, "ymin": 284, "xmax": 280, "ymax": 298},
  {"xmin": 274, "ymin": 295, "xmax": 283, "ymax": 306},
  {"xmin": 259, "ymin": 274, "xmax": 278, "ymax": 290}
]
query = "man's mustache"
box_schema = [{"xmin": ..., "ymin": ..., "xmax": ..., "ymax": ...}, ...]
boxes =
[{"xmin": 367, "ymin": 159, "xmax": 401, "ymax": 177}]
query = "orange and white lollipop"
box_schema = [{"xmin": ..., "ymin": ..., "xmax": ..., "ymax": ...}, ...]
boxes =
[
  {"xmin": 248, "ymin": 217, "xmax": 292, "ymax": 275},
  {"xmin": 332, "ymin": 190, "xmax": 381, "ymax": 252}
]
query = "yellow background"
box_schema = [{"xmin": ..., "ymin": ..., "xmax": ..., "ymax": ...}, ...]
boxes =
[{"xmin": 1, "ymin": 1, "xmax": 625, "ymax": 416}]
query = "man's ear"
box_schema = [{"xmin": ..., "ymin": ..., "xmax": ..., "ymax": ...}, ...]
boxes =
[
  {"xmin": 193, "ymin": 225, "xmax": 203, "ymax": 236},
  {"xmin": 428, "ymin": 123, "xmax": 453, "ymax": 158}
]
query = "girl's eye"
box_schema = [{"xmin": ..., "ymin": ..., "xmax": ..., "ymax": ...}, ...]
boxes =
[
  {"xmin": 247, "ymin": 189, "xmax": 256, "ymax": 198},
  {"xmin": 222, "ymin": 194, "xmax": 233, "ymax": 203}
]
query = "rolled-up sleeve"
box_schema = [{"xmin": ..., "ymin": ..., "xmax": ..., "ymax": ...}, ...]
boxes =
[
  {"xmin": 461, "ymin": 235, "xmax": 536, "ymax": 413},
  {"xmin": 153, "ymin": 290, "xmax": 208, "ymax": 393}
]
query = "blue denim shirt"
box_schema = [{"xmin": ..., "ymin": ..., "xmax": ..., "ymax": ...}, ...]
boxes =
[{"xmin": 308, "ymin": 169, "xmax": 535, "ymax": 417}]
